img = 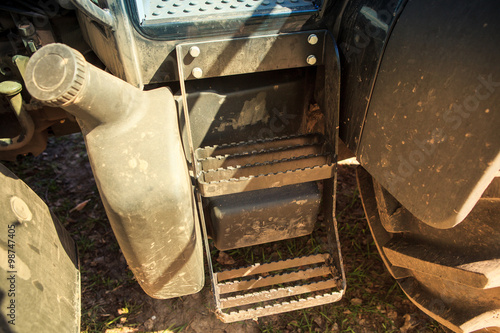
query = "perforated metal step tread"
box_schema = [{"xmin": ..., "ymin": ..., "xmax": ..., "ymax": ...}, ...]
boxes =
[
  {"xmin": 195, "ymin": 134, "xmax": 335, "ymax": 196},
  {"xmin": 141, "ymin": 0, "xmax": 318, "ymax": 24},
  {"xmin": 214, "ymin": 253, "xmax": 343, "ymax": 322}
]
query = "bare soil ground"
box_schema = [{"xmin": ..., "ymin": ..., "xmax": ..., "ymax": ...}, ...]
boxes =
[{"xmin": 4, "ymin": 134, "xmax": 445, "ymax": 333}]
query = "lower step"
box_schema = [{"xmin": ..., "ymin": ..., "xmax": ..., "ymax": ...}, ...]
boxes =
[{"xmin": 214, "ymin": 253, "xmax": 343, "ymax": 322}]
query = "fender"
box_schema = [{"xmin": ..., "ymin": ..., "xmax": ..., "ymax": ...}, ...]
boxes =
[
  {"xmin": 24, "ymin": 44, "xmax": 205, "ymax": 298},
  {"xmin": 334, "ymin": 0, "xmax": 500, "ymax": 228}
]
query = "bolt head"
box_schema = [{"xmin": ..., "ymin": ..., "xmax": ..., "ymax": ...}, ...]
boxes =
[
  {"xmin": 307, "ymin": 34, "xmax": 318, "ymax": 45},
  {"xmin": 10, "ymin": 196, "xmax": 32, "ymax": 223},
  {"xmin": 189, "ymin": 46, "xmax": 201, "ymax": 58},
  {"xmin": 192, "ymin": 67, "xmax": 203, "ymax": 78},
  {"xmin": 18, "ymin": 22, "xmax": 35, "ymax": 37},
  {"xmin": 0, "ymin": 81, "xmax": 22, "ymax": 96},
  {"xmin": 306, "ymin": 55, "xmax": 317, "ymax": 65}
]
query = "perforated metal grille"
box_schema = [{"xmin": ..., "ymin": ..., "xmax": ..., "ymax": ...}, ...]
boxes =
[{"xmin": 139, "ymin": 0, "xmax": 318, "ymax": 23}]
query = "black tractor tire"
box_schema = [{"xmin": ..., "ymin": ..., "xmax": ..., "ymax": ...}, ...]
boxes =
[{"xmin": 356, "ymin": 166, "xmax": 500, "ymax": 333}]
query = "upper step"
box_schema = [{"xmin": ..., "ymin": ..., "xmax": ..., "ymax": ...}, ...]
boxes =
[
  {"xmin": 131, "ymin": 0, "xmax": 320, "ymax": 37},
  {"xmin": 195, "ymin": 133, "xmax": 335, "ymax": 196},
  {"xmin": 141, "ymin": 0, "xmax": 318, "ymax": 23}
]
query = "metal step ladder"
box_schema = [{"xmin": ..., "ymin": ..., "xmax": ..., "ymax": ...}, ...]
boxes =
[{"xmin": 176, "ymin": 30, "xmax": 346, "ymax": 322}]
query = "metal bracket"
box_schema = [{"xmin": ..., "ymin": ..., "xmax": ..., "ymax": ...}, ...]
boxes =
[{"xmin": 176, "ymin": 30, "xmax": 327, "ymax": 80}]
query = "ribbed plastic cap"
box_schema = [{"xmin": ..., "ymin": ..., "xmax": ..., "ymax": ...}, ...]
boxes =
[{"xmin": 25, "ymin": 43, "xmax": 87, "ymax": 107}]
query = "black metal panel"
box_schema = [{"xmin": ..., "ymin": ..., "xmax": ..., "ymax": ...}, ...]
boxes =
[
  {"xmin": 176, "ymin": 31, "xmax": 326, "ymax": 80},
  {"xmin": 358, "ymin": 0, "xmax": 500, "ymax": 228},
  {"xmin": 206, "ymin": 182, "xmax": 321, "ymax": 250},
  {"xmin": 176, "ymin": 68, "xmax": 314, "ymax": 154},
  {"xmin": 322, "ymin": 0, "xmax": 408, "ymax": 151}
]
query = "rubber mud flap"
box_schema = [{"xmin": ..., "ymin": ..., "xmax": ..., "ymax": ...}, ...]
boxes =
[
  {"xmin": 0, "ymin": 164, "xmax": 80, "ymax": 333},
  {"xmin": 25, "ymin": 43, "xmax": 205, "ymax": 299},
  {"xmin": 357, "ymin": 0, "xmax": 500, "ymax": 229}
]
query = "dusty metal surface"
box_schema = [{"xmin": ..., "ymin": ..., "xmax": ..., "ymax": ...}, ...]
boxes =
[
  {"xmin": 196, "ymin": 133, "xmax": 335, "ymax": 196},
  {"xmin": 139, "ymin": 0, "xmax": 318, "ymax": 23},
  {"xmin": 219, "ymin": 280, "xmax": 339, "ymax": 308},
  {"xmin": 176, "ymin": 31, "xmax": 326, "ymax": 80},
  {"xmin": 200, "ymin": 144, "xmax": 324, "ymax": 170},
  {"xmin": 213, "ymin": 253, "xmax": 344, "ymax": 322},
  {"xmin": 196, "ymin": 133, "xmax": 322, "ymax": 159},
  {"xmin": 217, "ymin": 253, "xmax": 329, "ymax": 280},
  {"xmin": 0, "ymin": 81, "xmax": 34, "ymax": 151},
  {"xmin": 202, "ymin": 155, "xmax": 330, "ymax": 181},
  {"xmin": 206, "ymin": 182, "xmax": 321, "ymax": 250}
]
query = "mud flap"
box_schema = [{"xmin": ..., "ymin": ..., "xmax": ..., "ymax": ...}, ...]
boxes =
[
  {"xmin": 0, "ymin": 164, "xmax": 80, "ymax": 333},
  {"xmin": 24, "ymin": 44, "xmax": 205, "ymax": 299}
]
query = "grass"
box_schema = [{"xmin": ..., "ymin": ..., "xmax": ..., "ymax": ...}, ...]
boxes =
[
  {"xmin": 2, "ymin": 135, "xmax": 445, "ymax": 333},
  {"xmin": 81, "ymin": 301, "xmax": 143, "ymax": 333},
  {"xmin": 255, "ymin": 169, "xmax": 444, "ymax": 332},
  {"xmin": 165, "ymin": 323, "xmax": 188, "ymax": 332}
]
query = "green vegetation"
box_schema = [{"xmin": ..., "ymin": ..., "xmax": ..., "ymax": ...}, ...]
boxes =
[{"xmin": 3, "ymin": 136, "xmax": 444, "ymax": 333}]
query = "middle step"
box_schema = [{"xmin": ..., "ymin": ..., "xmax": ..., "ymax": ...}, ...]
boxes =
[{"xmin": 195, "ymin": 133, "xmax": 335, "ymax": 197}]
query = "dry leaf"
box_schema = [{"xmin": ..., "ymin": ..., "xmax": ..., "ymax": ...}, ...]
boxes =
[
  {"xmin": 400, "ymin": 314, "xmax": 416, "ymax": 333},
  {"xmin": 104, "ymin": 328, "xmax": 138, "ymax": 333},
  {"xmin": 216, "ymin": 251, "xmax": 235, "ymax": 265},
  {"xmin": 313, "ymin": 315, "xmax": 324, "ymax": 328},
  {"xmin": 350, "ymin": 298, "xmax": 363, "ymax": 306},
  {"xmin": 387, "ymin": 310, "xmax": 398, "ymax": 320},
  {"xmin": 117, "ymin": 308, "xmax": 129, "ymax": 315},
  {"xmin": 70, "ymin": 199, "xmax": 91, "ymax": 213},
  {"xmin": 305, "ymin": 104, "xmax": 325, "ymax": 134}
]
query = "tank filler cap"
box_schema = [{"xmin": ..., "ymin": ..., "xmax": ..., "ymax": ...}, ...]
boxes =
[{"xmin": 25, "ymin": 43, "xmax": 87, "ymax": 107}]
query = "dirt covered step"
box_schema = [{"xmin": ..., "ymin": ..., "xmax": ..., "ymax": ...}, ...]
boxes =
[
  {"xmin": 195, "ymin": 134, "xmax": 335, "ymax": 197},
  {"xmin": 214, "ymin": 253, "xmax": 343, "ymax": 323}
]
